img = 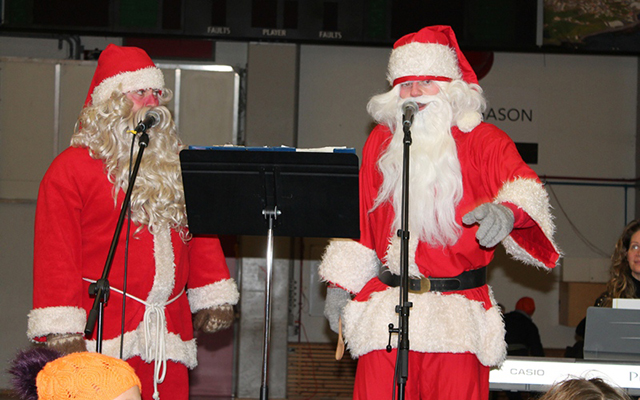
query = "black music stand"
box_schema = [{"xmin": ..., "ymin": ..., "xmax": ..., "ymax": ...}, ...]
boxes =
[{"xmin": 180, "ymin": 147, "xmax": 359, "ymax": 400}]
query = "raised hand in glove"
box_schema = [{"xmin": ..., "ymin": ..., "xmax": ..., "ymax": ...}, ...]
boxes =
[
  {"xmin": 193, "ymin": 304, "xmax": 235, "ymax": 333},
  {"xmin": 324, "ymin": 286, "xmax": 351, "ymax": 334},
  {"xmin": 46, "ymin": 333, "xmax": 87, "ymax": 354},
  {"xmin": 462, "ymin": 203, "xmax": 514, "ymax": 248}
]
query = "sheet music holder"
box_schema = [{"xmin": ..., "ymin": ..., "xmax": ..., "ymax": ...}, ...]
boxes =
[
  {"xmin": 180, "ymin": 146, "xmax": 359, "ymax": 238},
  {"xmin": 180, "ymin": 146, "xmax": 360, "ymax": 399}
]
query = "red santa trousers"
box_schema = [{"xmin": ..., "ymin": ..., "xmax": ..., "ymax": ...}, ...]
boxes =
[
  {"xmin": 353, "ymin": 349, "xmax": 489, "ymax": 400},
  {"xmin": 128, "ymin": 356, "xmax": 189, "ymax": 400}
]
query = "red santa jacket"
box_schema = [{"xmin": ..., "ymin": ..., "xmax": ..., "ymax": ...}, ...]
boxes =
[
  {"xmin": 319, "ymin": 122, "xmax": 560, "ymax": 366},
  {"xmin": 28, "ymin": 146, "xmax": 239, "ymax": 368}
]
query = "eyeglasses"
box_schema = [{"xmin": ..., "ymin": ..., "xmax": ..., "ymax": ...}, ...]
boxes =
[{"xmin": 128, "ymin": 88, "xmax": 162, "ymax": 98}]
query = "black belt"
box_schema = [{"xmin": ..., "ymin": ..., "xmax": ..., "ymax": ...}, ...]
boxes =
[{"xmin": 378, "ymin": 266, "xmax": 487, "ymax": 293}]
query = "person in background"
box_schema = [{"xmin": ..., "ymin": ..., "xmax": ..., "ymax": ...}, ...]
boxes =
[
  {"xmin": 564, "ymin": 317, "xmax": 586, "ymax": 359},
  {"xmin": 504, "ymin": 296, "xmax": 545, "ymax": 357},
  {"xmin": 9, "ymin": 348, "xmax": 143, "ymax": 400},
  {"xmin": 319, "ymin": 25, "xmax": 560, "ymax": 400},
  {"xmin": 596, "ymin": 219, "xmax": 640, "ymax": 307},
  {"xmin": 26, "ymin": 44, "xmax": 239, "ymax": 400},
  {"xmin": 566, "ymin": 220, "xmax": 640, "ymax": 360},
  {"xmin": 536, "ymin": 377, "xmax": 632, "ymax": 400}
]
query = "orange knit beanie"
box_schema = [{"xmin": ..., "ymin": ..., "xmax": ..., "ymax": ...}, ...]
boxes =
[{"xmin": 36, "ymin": 352, "xmax": 141, "ymax": 400}]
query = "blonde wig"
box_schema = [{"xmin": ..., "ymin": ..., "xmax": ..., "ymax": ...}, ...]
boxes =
[{"xmin": 71, "ymin": 89, "xmax": 189, "ymax": 237}]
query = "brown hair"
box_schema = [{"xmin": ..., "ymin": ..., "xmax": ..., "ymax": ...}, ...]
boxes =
[
  {"xmin": 600, "ymin": 219, "xmax": 640, "ymax": 307},
  {"xmin": 537, "ymin": 377, "xmax": 631, "ymax": 400}
]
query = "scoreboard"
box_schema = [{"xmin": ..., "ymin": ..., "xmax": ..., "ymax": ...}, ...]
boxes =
[{"xmin": 1, "ymin": 0, "xmax": 539, "ymax": 51}]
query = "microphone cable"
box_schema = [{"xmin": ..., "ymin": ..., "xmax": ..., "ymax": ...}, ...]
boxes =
[{"xmin": 119, "ymin": 132, "xmax": 137, "ymax": 359}]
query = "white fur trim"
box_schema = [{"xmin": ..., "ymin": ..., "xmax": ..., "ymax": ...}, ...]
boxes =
[
  {"xmin": 318, "ymin": 239, "xmax": 380, "ymax": 294},
  {"xmin": 387, "ymin": 42, "xmax": 462, "ymax": 85},
  {"xmin": 456, "ymin": 110, "xmax": 482, "ymax": 133},
  {"xmin": 384, "ymin": 236, "xmax": 422, "ymax": 277},
  {"xmin": 92, "ymin": 67, "xmax": 164, "ymax": 105},
  {"xmin": 86, "ymin": 325, "xmax": 198, "ymax": 368},
  {"xmin": 27, "ymin": 306, "xmax": 87, "ymax": 340},
  {"xmin": 342, "ymin": 288, "xmax": 506, "ymax": 367},
  {"xmin": 494, "ymin": 178, "xmax": 561, "ymax": 268},
  {"xmin": 147, "ymin": 224, "xmax": 176, "ymax": 304},
  {"xmin": 187, "ymin": 279, "xmax": 240, "ymax": 312}
]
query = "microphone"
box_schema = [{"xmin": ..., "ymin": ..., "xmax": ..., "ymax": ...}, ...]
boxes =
[
  {"xmin": 134, "ymin": 109, "xmax": 161, "ymax": 134},
  {"xmin": 402, "ymin": 100, "xmax": 418, "ymax": 128}
]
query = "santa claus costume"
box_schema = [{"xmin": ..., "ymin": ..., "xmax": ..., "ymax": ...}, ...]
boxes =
[
  {"xmin": 27, "ymin": 44, "xmax": 239, "ymax": 400},
  {"xmin": 319, "ymin": 26, "xmax": 560, "ymax": 400}
]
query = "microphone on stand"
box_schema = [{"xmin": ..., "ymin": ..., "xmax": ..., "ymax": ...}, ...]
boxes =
[
  {"xmin": 402, "ymin": 100, "xmax": 419, "ymax": 129},
  {"xmin": 134, "ymin": 109, "xmax": 161, "ymax": 134}
]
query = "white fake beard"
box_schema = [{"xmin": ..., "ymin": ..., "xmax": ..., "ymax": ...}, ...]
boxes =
[{"xmin": 374, "ymin": 95, "xmax": 463, "ymax": 246}]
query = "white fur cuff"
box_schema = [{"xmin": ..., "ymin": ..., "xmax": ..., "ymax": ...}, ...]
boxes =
[
  {"xmin": 494, "ymin": 178, "xmax": 561, "ymax": 268},
  {"xmin": 188, "ymin": 278, "xmax": 240, "ymax": 313},
  {"xmin": 27, "ymin": 306, "xmax": 87, "ymax": 340},
  {"xmin": 318, "ymin": 239, "xmax": 380, "ymax": 294},
  {"xmin": 342, "ymin": 288, "xmax": 507, "ymax": 367}
]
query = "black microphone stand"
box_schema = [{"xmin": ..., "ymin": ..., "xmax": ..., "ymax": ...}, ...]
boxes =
[
  {"xmin": 388, "ymin": 112, "xmax": 414, "ymax": 400},
  {"xmin": 84, "ymin": 131, "xmax": 150, "ymax": 352}
]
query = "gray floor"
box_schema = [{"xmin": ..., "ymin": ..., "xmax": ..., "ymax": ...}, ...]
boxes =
[{"xmin": 0, "ymin": 390, "xmax": 16, "ymax": 400}]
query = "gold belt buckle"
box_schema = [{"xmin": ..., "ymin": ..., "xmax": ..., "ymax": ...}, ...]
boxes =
[{"xmin": 409, "ymin": 277, "xmax": 431, "ymax": 294}]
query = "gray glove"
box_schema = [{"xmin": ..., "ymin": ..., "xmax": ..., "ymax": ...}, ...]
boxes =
[
  {"xmin": 324, "ymin": 286, "xmax": 351, "ymax": 334},
  {"xmin": 462, "ymin": 203, "xmax": 514, "ymax": 248}
]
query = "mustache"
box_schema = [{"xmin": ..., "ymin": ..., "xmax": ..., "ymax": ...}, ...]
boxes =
[{"xmin": 397, "ymin": 94, "xmax": 442, "ymax": 112}]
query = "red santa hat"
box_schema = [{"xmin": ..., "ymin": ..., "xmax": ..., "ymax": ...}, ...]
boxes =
[
  {"xmin": 387, "ymin": 25, "xmax": 482, "ymax": 132},
  {"xmin": 387, "ymin": 25, "xmax": 478, "ymax": 87},
  {"xmin": 84, "ymin": 44, "xmax": 165, "ymax": 107}
]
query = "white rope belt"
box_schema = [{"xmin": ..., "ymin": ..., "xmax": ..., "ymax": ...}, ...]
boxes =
[{"xmin": 82, "ymin": 278, "xmax": 184, "ymax": 400}]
